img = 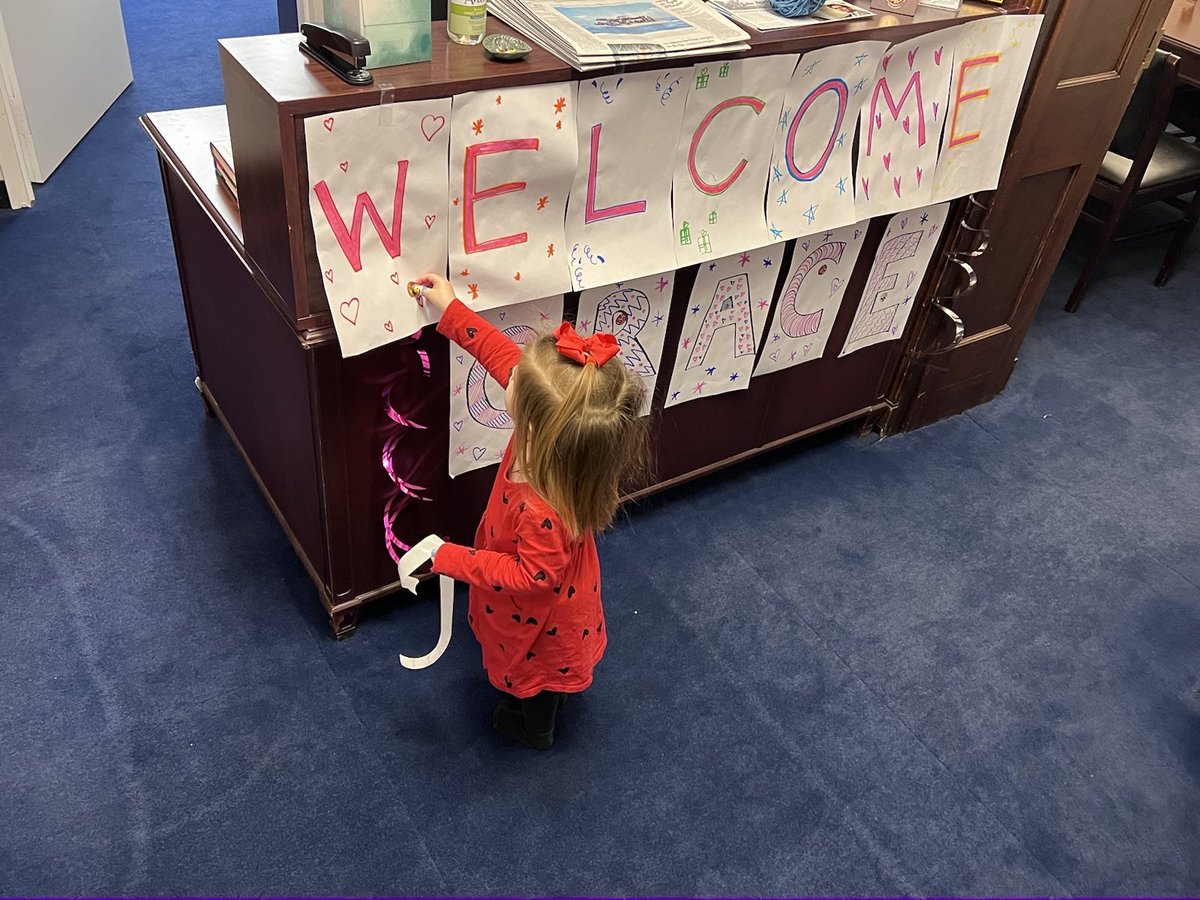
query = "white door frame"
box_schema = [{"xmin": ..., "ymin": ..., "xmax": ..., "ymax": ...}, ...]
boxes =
[{"xmin": 0, "ymin": 6, "xmax": 33, "ymax": 208}]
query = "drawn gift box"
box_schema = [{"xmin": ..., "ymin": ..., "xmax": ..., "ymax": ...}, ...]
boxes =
[{"xmin": 323, "ymin": 0, "xmax": 433, "ymax": 67}]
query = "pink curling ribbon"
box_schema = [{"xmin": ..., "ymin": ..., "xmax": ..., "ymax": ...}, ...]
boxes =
[{"xmin": 378, "ymin": 330, "xmax": 434, "ymax": 566}]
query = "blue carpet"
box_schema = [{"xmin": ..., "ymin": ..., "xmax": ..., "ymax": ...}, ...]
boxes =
[{"xmin": 1, "ymin": 1, "xmax": 1198, "ymax": 894}]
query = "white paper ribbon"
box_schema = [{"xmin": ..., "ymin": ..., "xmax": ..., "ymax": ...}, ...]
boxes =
[{"xmin": 396, "ymin": 535, "xmax": 453, "ymax": 670}]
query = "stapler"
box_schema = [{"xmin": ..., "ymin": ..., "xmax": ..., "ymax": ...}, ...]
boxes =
[{"xmin": 299, "ymin": 22, "xmax": 373, "ymax": 86}]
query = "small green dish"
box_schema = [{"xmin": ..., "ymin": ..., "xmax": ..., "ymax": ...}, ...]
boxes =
[{"xmin": 483, "ymin": 33, "xmax": 533, "ymax": 61}]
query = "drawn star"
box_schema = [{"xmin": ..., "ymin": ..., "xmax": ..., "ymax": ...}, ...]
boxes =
[
  {"xmin": 537, "ymin": 195, "xmax": 548, "ymax": 210},
  {"xmin": 539, "ymin": 311, "xmax": 551, "ymax": 321},
  {"xmin": 705, "ymin": 366, "xmax": 716, "ymax": 376},
  {"xmin": 836, "ymin": 132, "xmax": 846, "ymax": 147},
  {"xmin": 460, "ymin": 268, "xmax": 470, "ymax": 276},
  {"xmin": 708, "ymin": 262, "xmax": 717, "ymax": 271},
  {"xmin": 691, "ymin": 305, "xmax": 700, "ymax": 314},
  {"xmin": 495, "ymin": 95, "xmax": 502, "ymax": 105},
  {"xmin": 653, "ymin": 313, "xmax": 664, "ymax": 325},
  {"xmin": 772, "ymin": 333, "xmax": 781, "ymax": 343},
  {"xmin": 452, "ymin": 197, "xmax": 460, "ymax": 206},
  {"xmin": 554, "ymin": 96, "xmax": 567, "ymax": 114},
  {"xmin": 919, "ymin": 212, "xmax": 930, "ymax": 224},
  {"xmin": 853, "ymin": 77, "xmax": 866, "ymax": 93},
  {"xmin": 803, "ymin": 204, "xmax": 818, "ymax": 224},
  {"xmin": 472, "ymin": 118, "xmax": 483, "ymax": 135},
  {"xmin": 854, "ymin": 52, "xmax": 869, "ymax": 66},
  {"xmin": 693, "ymin": 381, "xmax": 706, "ymax": 394},
  {"xmin": 779, "ymin": 108, "xmax": 790, "ymax": 130},
  {"xmin": 903, "ymin": 295, "xmax": 913, "ymax": 305},
  {"xmin": 468, "ymin": 283, "xmax": 479, "ymax": 299},
  {"xmin": 457, "ymin": 446, "xmax": 466, "ymax": 456},
  {"xmin": 804, "ymin": 60, "xmax": 819, "ymax": 76},
  {"xmin": 683, "ymin": 338, "xmax": 691, "ymax": 349},
  {"xmin": 513, "ymin": 272, "xmax": 521, "ymax": 281},
  {"xmin": 547, "ymin": 243, "xmax": 555, "ymax": 257},
  {"xmin": 739, "ymin": 252, "xmax": 751, "ymax": 267},
  {"xmin": 778, "ymin": 189, "xmax": 789, "ymax": 205},
  {"xmin": 670, "ymin": 391, "xmax": 680, "ymax": 401},
  {"xmin": 453, "ymin": 384, "xmax": 464, "ymax": 396},
  {"xmin": 789, "ymin": 351, "xmax": 797, "ymax": 361},
  {"xmin": 729, "ymin": 372, "xmax": 740, "ymax": 382},
  {"xmin": 769, "ymin": 226, "xmax": 784, "ymax": 240},
  {"xmin": 757, "ymin": 298, "xmax": 769, "ymax": 309},
  {"xmin": 555, "ymin": 120, "xmax": 562, "ymax": 130},
  {"xmin": 823, "ymin": 231, "xmax": 833, "ymax": 241},
  {"xmin": 656, "ymin": 277, "xmax": 669, "ymax": 292},
  {"xmin": 772, "ymin": 165, "xmax": 784, "ymax": 183},
  {"xmin": 762, "ymin": 258, "xmax": 773, "ymax": 268}
]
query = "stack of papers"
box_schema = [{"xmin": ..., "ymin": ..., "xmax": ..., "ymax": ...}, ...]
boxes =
[
  {"xmin": 705, "ymin": 0, "xmax": 873, "ymax": 32},
  {"xmin": 488, "ymin": 0, "xmax": 751, "ymax": 71}
]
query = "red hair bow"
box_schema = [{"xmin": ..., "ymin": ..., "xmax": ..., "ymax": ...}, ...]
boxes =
[{"xmin": 553, "ymin": 321, "xmax": 620, "ymax": 366}]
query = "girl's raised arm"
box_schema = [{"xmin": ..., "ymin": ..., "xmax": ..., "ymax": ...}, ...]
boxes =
[{"xmin": 414, "ymin": 273, "xmax": 521, "ymax": 388}]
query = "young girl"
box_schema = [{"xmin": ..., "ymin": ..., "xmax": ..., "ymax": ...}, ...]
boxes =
[{"xmin": 412, "ymin": 273, "xmax": 647, "ymax": 750}]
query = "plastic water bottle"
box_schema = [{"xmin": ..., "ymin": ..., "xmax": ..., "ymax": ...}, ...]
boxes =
[{"xmin": 447, "ymin": 0, "xmax": 487, "ymax": 45}]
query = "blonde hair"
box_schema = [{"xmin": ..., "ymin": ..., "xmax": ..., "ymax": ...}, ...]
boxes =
[{"xmin": 511, "ymin": 334, "xmax": 649, "ymax": 539}]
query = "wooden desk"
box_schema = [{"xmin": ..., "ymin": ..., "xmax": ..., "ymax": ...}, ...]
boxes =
[
  {"xmin": 144, "ymin": 3, "xmax": 1171, "ymax": 638},
  {"xmin": 1163, "ymin": 0, "xmax": 1200, "ymax": 84}
]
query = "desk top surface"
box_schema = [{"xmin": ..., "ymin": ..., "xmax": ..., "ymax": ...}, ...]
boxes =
[
  {"xmin": 142, "ymin": 106, "xmax": 242, "ymax": 245},
  {"xmin": 1165, "ymin": 0, "xmax": 1200, "ymax": 54},
  {"xmin": 221, "ymin": 4, "xmax": 1006, "ymax": 114}
]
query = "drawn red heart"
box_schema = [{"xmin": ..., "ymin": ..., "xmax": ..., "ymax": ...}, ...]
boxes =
[
  {"xmin": 323, "ymin": 117, "xmax": 335, "ymax": 132},
  {"xmin": 881, "ymin": 55, "xmax": 891, "ymax": 71},
  {"xmin": 907, "ymin": 49, "xmax": 917, "ymax": 69},
  {"xmin": 875, "ymin": 113, "xmax": 883, "ymax": 130},
  {"xmin": 339, "ymin": 297, "xmax": 360, "ymax": 325},
  {"xmin": 424, "ymin": 214, "xmax": 436, "ymax": 229},
  {"xmin": 861, "ymin": 177, "xmax": 870, "ymax": 200},
  {"xmin": 420, "ymin": 114, "xmax": 445, "ymax": 141},
  {"xmin": 893, "ymin": 177, "xmax": 902, "ymax": 197},
  {"xmin": 324, "ymin": 269, "xmax": 334, "ymax": 283},
  {"xmin": 390, "ymin": 273, "xmax": 400, "ymax": 284},
  {"xmin": 915, "ymin": 166, "xmax": 923, "ymax": 186},
  {"xmin": 339, "ymin": 160, "xmax": 348, "ymax": 172},
  {"xmin": 934, "ymin": 46, "xmax": 943, "ymax": 66},
  {"xmin": 883, "ymin": 152, "xmax": 892, "ymax": 171},
  {"xmin": 902, "ymin": 116, "xmax": 911, "ymax": 134},
  {"xmin": 383, "ymin": 321, "xmax": 394, "ymax": 332}
]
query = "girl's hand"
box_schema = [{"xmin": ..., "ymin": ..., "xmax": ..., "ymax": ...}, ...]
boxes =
[{"xmin": 414, "ymin": 273, "xmax": 456, "ymax": 312}]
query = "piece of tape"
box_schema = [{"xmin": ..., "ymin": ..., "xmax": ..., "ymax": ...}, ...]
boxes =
[{"xmin": 396, "ymin": 534, "xmax": 452, "ymax": 669}]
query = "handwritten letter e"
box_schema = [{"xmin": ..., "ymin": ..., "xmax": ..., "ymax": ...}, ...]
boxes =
[
  {"xmin": 313, "ymin": 161, "xmax": 408, "ymax": 272},
  {"xmin": 948, "ymin": 54, "xmax": 1002, "ymax": 149},
  {"xmin": 865, "ymin": 72, "xmax": 924, "ymax": 158},
  {"xmin": 463, "ymin": 139, "xmax": 539, "ymax": 253}
]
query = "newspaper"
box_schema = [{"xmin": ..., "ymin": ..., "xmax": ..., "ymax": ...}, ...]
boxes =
[
  {"xmin": 488, "ymin": 0, "xmax": 750, "ymax": 70},
  {"xmin": 706, "ymin": 0, "xmax": 873, "ymax": 32}
]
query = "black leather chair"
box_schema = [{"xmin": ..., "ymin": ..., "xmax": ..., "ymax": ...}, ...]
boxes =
[{"xmin": 1066, "ymin": 50, "xmax": 1200, "ymax": 312}]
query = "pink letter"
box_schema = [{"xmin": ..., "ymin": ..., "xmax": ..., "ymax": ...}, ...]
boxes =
[
  {"xmin": 866, "ymin": 72, "xmax": 925, "ymax": 157},
  {"xmin": 585, "ymin": 123, "xmax": 647, "ymax": 224},
  {"xmin": 948, "ymin": 53, "xmax": 1002, "ymax": 149},
  {"xmin": 688, "ymin": 96, "xmax": 767, "ymax": 196},
  {"xmin": 463, "ymin": 139, "xmax": 539, "ymax": 254},
  {"xmin": 313, "ymin": 160, "xmax": 407, "ymax": 272}
]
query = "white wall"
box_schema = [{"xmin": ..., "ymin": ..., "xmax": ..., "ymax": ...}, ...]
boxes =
[{"xmin": 0, "ymin": 0, "xmax": 132, "ymax": 182}]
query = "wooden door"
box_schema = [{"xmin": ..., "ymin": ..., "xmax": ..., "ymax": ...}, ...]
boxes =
[{"xmin": 883, "ymin": 0, "xmax": 1174, "ymax": 432}]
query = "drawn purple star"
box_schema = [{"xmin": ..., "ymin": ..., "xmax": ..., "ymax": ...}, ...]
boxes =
[
  {"xmin": 705, "ymin": 366, "xmax": 716, "ymax": 376},
  {"xmin": 919, "ymin": 212, "xmax": 929, "ymax": 224},
  {"xmin": 772, "ymin": 333, "xmax": 781, "ymax": 342},
  {"xmin": 762, "ymin": 258, "xmax": 773, "ymax": 268},
  {"xmin": 789, "ymin": 351, "xmax": 797, "ymax": 361},
  {"xmin": 708, "ymin": 262, "xmax": 717, "ymax": 271},
  {"xmin": 729, "ymin": 372, "xmax": 740, "ymax": 382},
  {"xmin": 656, "ymin": 277, "xmax": 669, "ymax": 292},
  {"xmin": 670, "ymin": 390, "xmax": 680, "ymax": 401},
  {"xmin": 853, "ymin": 77, "xmax": 866, "ymax": 93},
  {"xmin": 854, "ymin": 52, "xmax": 869, "ymax": 66},
  {"xmin": 739, "ymin": 252, "xmax": 750, "ymax": 267},
  {"xmin": 691, "ymin": 305, "xmax": 700, "ymax": 314},
  {"xmin": 653, "ymin": 313, "xmax": 664, "ymax": 325}
]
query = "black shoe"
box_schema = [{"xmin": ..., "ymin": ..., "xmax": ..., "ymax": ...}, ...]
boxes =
[{"xmin": 493, "ymin": 703, "xmax": 555, "ymax": 750}]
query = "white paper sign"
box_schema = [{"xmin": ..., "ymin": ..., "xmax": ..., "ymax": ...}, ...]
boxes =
[
  {"xmin": 855, "ymin": 33, "xmax": 956, "ymax": 220},
  {"xmin": 575, "ymin": 271, "xmax": 675, "ymax": 415},
  {"xmin": 931, "ymin": 15, "xmax": 1043, "ymax": 202},
  {"xmin": 672, "ymin": 56, "xmax": 798, "ymax": 266},
  {"xmin": 448, "ymin": 83, "xmax": 577, "ymax": 310},
  {"xmin": 305, "ymin": 99, "xmax": 451, "ymax": 357},
  {"xmin": 754, "ymin": 222, "xmax": 868, "ymax": 376},
  {"xmin": 565, "ymin": 69, "xmax": 691, "ymax": 290},
  {"xmin": 664, "ymin": 244, "xmax": 785, "ymax": 407},
  {"xmin": 767, "ymin": 41, "xmax": 888, "ymax": 242},
  {"xmin": 840, "ymin": 202, "xmax": 950, "ymax": 357},
  {"xmin": 448, "ymin": 295, "xmax": 564, "ymax": 478}
]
